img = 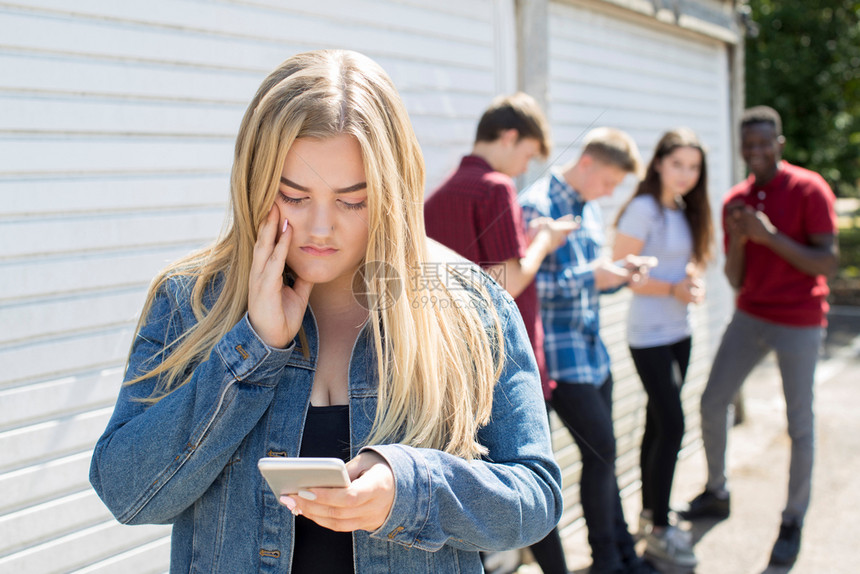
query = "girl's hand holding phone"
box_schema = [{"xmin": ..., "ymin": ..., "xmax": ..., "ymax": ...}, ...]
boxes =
[{"xmin": 280, "ymin": 451, "xmax": 395, "ymax": 533}]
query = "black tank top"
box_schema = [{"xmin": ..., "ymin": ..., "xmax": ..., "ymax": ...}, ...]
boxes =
[{"xmin": 290, "ymin": 404, "xmax": 354, "ymax": 573}]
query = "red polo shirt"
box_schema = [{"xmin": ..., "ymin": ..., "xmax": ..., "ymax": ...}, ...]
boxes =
[{"xmin": 723, "ymin": 162, "xmax": 837, "ymax": 327}]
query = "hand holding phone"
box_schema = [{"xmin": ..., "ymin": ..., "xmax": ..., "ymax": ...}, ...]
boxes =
[
  {"xmin": 613, "ymin": 255, "xmax": 658, "ymax": 274},
  {"xmin": 258, "ymin": 457, "xmax": 350, "ymax": 497},
  {"xmin": 261, "ymin": 451, "xmax": 395, "ymax": 533}
]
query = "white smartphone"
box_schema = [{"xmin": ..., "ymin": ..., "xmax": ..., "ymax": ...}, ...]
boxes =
[{"xmin": 258, "ymin": 457, "xmax": 351, "ymax": 496}]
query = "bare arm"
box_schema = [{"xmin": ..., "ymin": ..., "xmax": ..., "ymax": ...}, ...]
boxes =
[
  {"xmin": 613, "ymin": 232, "xmax": 703, "ymax": 302},
  {"xmin": 612, "ymin": 232, "xmax": 663, "ymax": 295},
  {"xmin": 759, "ymin": 231, "xmax": 838, "ymax": 278},
  {"xmin": 724, "ymin": 231, "xmax": 748, "ymax": 289},
  {"xmin": 499, "ymin": 235, "xmax": 551, "ymax": 297},
  {"xmin": 722, "ymin": 201, "xmax": 748, "ymax": 289}
]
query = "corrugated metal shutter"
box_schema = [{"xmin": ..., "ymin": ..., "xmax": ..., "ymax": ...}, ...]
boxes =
[
  {"xmin": 546, "ymin": 0, "xmax": 735, "ymax": 538},
  {"xmin": 0, "ymin": 1, "xmax": 511, "ymax": 571}
]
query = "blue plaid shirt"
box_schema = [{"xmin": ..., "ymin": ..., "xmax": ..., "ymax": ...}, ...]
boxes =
[{"xmin": 519, "ymin": 171, "xmax": 610, "ymax": 386}]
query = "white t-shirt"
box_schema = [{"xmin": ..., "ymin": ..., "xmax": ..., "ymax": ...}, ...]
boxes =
[{"xmin": 616, "ymin": 195, "xmax": 693, "ymax": 348}]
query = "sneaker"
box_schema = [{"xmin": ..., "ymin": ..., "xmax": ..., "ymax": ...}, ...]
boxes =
[
  {"xmin": 769, "ymin": 522, "xmax": 801, "ymax": 566},
  {"xmin": 644, "ymin": 526, "xmax": 698, "ymax": 568},
  {"xmin": 677, "ymin": 489, "xmax": 730, "ymax": 520}
]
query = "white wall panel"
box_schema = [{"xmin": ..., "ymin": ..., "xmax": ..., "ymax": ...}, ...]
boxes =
[
  {"xmin": 1, "ymin": 246, "xmax": 199, "ymax": 301},
  {"xmin": 74, "ymin": 537, "xmax": 171, "ymax": 574},
  {"xmin": 0, "ymin": 53, "xmax": 263, "ymax": 102},
  {"xmin": 0, "ymin": 490, "xmax": 111, "ymax": 557},
  {"xmin": 2, "ymin": 138, "xmax": 233, "ymax": 175},
  {"xmin": 1, "ymin": 96, "xmax": 246, "ymax": 136},
  {"xmin": 1, "ymin": 329, "xmax": 136, "ymax": 389},
  {"xmin": 1, "ymin": 370, "xmax": 124, "ymax": 429},
  {"xmin": 0, "ymin": 290, "xmax": 145, "ymax": 345},
  {"xmin": 0, "ymin": 175, "xmax": 228, "ymax": 217},
  {"xmin": 1, "ymin": 209, "xmax": 224, "ymax": 259},
  {"xmin": 0, "ymin": 451, "xmax": 94, "ymax": 515},
  {"xmin": 0, "ymin": 521, "xmax": 169, "ymax": 574},
  {"xmin": 0, "ymin": 409, "xmax": 114, "ymax": 471}
]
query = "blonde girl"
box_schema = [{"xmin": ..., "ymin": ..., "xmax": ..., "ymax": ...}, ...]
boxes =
[{"xmin": 90, "ymin": 49, "xmax": 561, "ymax": 573}]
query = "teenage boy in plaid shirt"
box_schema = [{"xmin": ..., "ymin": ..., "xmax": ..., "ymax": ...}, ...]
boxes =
[{"xmin": 521, "ymin": 128, "xmax": 658, "ymax": 574}]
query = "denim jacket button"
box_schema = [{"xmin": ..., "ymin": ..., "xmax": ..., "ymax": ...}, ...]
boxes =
[{"xmin": 387, "ymin": 526, "xmax": 404, "ymax": 539}]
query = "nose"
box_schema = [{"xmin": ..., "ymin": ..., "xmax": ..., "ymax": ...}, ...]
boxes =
[
  {"xmin": 746, "ymin": 141, "xmax": 768, "ymax": 154},
  {"xmin": 309, "ymin": 202, "xmax": 334, "ymax": 238}
]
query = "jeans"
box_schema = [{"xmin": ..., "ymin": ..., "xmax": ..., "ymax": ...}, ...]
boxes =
[
  {"xmin": 551, "ymin": 376, "xmax": 635, "ymax": 566},
  {"xmin": 630, "ymin": 337, "xmax": 691, "ymax": 528},
  {"xmin": 529, "ymin": 527, "xmax": 568, "ymax": 574},
  {"xmin": 701, "ymin": 310, "xmax": 821, "ymax": 526}
]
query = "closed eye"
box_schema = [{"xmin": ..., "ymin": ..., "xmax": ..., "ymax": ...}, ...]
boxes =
[
  {"xmin": 278, "ymin": 191, "xmax": 306, "ymax": 205},
  {"xmin": 339, "ymin": 198, "xmax": 367, "ymax": 210}
]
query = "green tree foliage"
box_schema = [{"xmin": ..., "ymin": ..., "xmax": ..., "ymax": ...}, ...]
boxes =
[{"xmin": 745, "ymin": 0, "xmax": 860, "ymax": 196}]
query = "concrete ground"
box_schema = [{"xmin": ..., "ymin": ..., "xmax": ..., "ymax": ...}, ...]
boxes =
[{"xmin": 517, "ymin": 306, "xmax": 860, "ymax": 574}]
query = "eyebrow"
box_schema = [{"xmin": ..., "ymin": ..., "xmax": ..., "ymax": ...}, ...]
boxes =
[{"xmin": 280, "ymin": 177, "xmax": 367, "ymax": 194}]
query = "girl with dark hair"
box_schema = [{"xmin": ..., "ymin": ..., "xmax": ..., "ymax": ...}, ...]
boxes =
[{"xmin": 613, "ymin": 128, "xmax": 714, "ymax": 570}]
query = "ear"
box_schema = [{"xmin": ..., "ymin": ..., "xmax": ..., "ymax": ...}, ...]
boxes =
[
  {"xmin": 577, "ymin": 153, "xmax": 594, "ymax": 171},
  {"xmin": 499, "ymin": 128, "xmax": 519, "ymax": 147}
]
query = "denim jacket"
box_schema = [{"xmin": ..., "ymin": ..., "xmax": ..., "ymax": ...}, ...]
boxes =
[{"xmin": 90, "ymin": 271, "xmax": 562, "ymax": 573}]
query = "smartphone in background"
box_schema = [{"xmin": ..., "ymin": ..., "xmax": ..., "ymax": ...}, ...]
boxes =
[{"xmin": 258, "ymin": 457, "xmax": 350, "ymax": 497}]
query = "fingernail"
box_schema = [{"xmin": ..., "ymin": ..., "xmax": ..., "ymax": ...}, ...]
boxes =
[
  {"xmin": 282, "ymin": 218, "xmax": 289, "ymax": 233},
  {"xmin": 297, "ymin": 490, "xmax": 317, "ymax": 501},
  {"xmin": 280, "ymin": 495, "xmax": 297, "ymax": 510}
]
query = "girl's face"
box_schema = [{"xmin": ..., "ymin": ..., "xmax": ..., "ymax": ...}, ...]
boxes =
[
  {"xmin": 656, "ymin": 146, "xmax": 702, "ymax": 199},
  {"xmin": 276, "ymin": 134, "xmax": 370, "ymax": 288}
]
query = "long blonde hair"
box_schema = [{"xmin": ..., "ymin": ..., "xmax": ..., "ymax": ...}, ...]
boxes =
[{"xmin": 128, "ymin": 50, "xmax": 503, "ymax": 459}]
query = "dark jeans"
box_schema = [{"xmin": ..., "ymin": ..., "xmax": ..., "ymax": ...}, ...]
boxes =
[
  {"xmin": 550, "ymin": 376, "xmax": 636, "ymax": 566},
  {"xmin": 529, "ymin": 526, "xmax": 568, "ymax": 574},
  {"xmin": 528, "ymin": 404, "xmax": 570, "ymax": 574},
  {"xmin": 630, "ymin": 337, "xmax": 691, "ymax": 527}
]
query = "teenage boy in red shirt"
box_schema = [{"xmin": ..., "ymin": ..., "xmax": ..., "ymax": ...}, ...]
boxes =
[{"xmin": 681, "ymin": 106, "xmax": 839, "ymax": 568}]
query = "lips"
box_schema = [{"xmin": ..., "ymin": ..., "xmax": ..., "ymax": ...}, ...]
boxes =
[{"xmin": 300, "ymin": 245, "xmax": 338, "ymax": 256}]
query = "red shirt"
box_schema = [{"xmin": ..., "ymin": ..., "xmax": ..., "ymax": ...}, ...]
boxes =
[
  {"xmin": 723, "ymin": 162, "xmax": 837, "ymax": 326},
  {"xmin": 425, "ymin": 156, "xmax": 554, "ymax": 398}
]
